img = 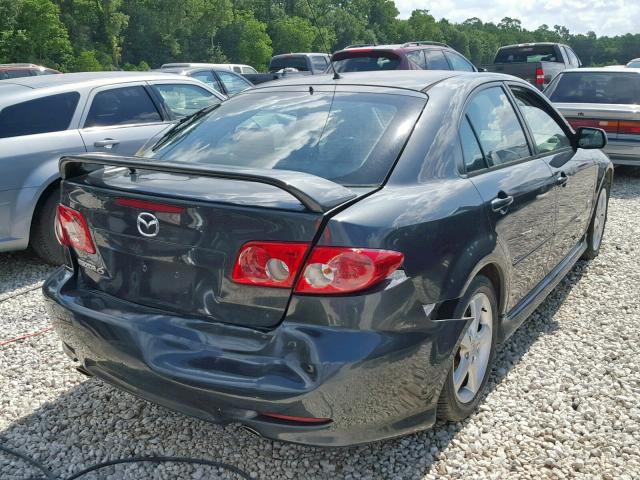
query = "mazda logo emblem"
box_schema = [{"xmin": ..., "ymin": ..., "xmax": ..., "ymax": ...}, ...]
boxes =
[{"xmin": 137, "ymin": 212, "xmax": 159, "ymax": 237}]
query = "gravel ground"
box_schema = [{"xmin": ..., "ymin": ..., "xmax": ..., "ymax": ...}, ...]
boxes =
[{"xmin": 1, "ymin": 169, "xmax": 639, "ymax": 480}]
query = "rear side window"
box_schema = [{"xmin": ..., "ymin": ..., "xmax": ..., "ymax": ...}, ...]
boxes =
[
  {"xmin": 465, "ymin": 87, "xmax": 530, "ymax": 167},
  {"xmin": 495, "ymin": 45, "xmax": 560, "ymax": 63},
  {"xmin": 191, "ymin": 71, "xmax": 219, "ymax": 90},
  {"xmin": 444, "ymin": 52, "xmax": 475, "ymax": 72},
  {"xmin": 333, "ymin": 52, "xmax": 400, "ymax": 72},
  {"xmin": 216, "ymin": 71, "xmax": 251, "ymax": 95},
  {"xmin": 85, "ymin": 86, "xmax": 161, "ymax": 128},
  {"xmin": 425, "ymin": 50, "xmax": 450, "ymax": 70},
  {"xmin": 147, "ymin": 91, "xmax": 425, "ymax": 186},
  {"xmin": 0, "ymin": 92, "xmax": 80, "ymax": 139},
  {"xmin": 242, "ymin": 66, "xmax": 257, "ymax": 74},
  {"xmin": 153, "ymin": 84, "xmax": 220, "ymax": 119},
  {"xmin": 460, "ymin": 117, "xmax": 487, "ymax": 173},
  {"xmin": 233, "ymin": 66, "xmax": 242, "ymax": 73},
  {"xmin": 547, "ymin": 72, "xmax": 640, "ymax": 104},
  {"xmin": 406, "ymin": 51, "xmax": 426, "ymax": 69}
]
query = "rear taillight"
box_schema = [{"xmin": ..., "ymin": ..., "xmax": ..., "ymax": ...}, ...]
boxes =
[
  {"xmin": 617, "ymin": 120, "xmax": 640, "ymax": 135},
  {"xmin": 295, "ymin": 247, "xmax": 404, "ymax": 294},
  {"xmin": 567, "ymin": 118, "xmax": 619, "ymax": 134},
  {"xmin": 535, "ymin": 67, "xmax": 545, "ymax": 85},
  {"xmin": 55, "ymin": 204, "xmax": 96, "ymax": 254},
  {"xmin": 231, "ymin": 243, "xmax": 404, "ymax": 294},
  {"xmin": 232, "ymin": 242, "xmax": 309, "ymax": 288}
]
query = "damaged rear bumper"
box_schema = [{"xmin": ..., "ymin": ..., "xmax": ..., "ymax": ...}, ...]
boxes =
[{"xmin": 43, "ymin": 267, "xmax": 468, "ymax": 446}]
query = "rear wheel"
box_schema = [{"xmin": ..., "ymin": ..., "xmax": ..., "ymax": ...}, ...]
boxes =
[
  {"xmin": 582, "ymin": 185, "xmax": 609, "ymax": 260},
  {"xmin": 30, "ymin": 186, "xmax": 64, "ymax": 265},
  {"xmin": 437, "ymin": 275, "xmax": 498, "ymax": 422}
]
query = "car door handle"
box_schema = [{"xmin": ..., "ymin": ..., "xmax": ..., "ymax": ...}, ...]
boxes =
[
  {"xmin": 556, "ymin": 172, "xmax": 568, "ymax": 187},
  {"xmin": 94, "ymin": 139, "xmax": 119, "ymax": 149},
  {"xmin": 491, "ymin": 194, "xmax": 514, "ymax": 213}
]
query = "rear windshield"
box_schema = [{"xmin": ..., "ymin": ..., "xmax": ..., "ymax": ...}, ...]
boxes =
[
  {"xmin": 332, "ymin": 52, "xmax": 400, "ymax": 72},
  {"xmin": 495, "ymin": 45, "xmax": 560, "ymax": 64},
  {"xmin": 146, "ymin": 91, "xmax": 425, "ymax": 186},
  {"xmin": 548, "ymin": 72, "xmax": 640, "ymax": 104},
  {"xmin": 269, "ymin": 56, "xmax": 308, "ymax": 72}
]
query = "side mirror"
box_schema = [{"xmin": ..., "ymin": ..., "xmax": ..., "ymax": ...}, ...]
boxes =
[
  {"xmin": 576, "ymin": 127, "xmax": 607, "ymax": 149},
  {"xmin": 478, "ymin": 67, "xmax": 488, "ymax": 72}
]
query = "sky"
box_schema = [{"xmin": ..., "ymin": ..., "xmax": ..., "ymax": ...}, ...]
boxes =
[{"xmin": 394, "ymin": 0, "xmax": 640, "ymax": 37}]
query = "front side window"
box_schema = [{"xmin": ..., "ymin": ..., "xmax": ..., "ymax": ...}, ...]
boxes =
[
  {"xmin": 466, "ymin": 86, "xmax": 530, "ymax": 167},
  {"xmin": 153, "ymin": 84, "xmax": 221, "ymax": 119},
  {"xmin": 216, "ymin": 71, "xmax": 251, "ymax": 95},
  {"xmin": 146, "ymin": 91, "xmax": 425, "ymax": 186},
  {"xmin": 425, "ymin": 50, "xmax": 450, "ymax": 70},
  {"xmin": 85, "ymin": 86, "xmax": 161, "ymax": 128},
  {"xmin": 445, "ymin": 51, "xmax": 475, "ymax": 72},
  {"xmin": 311, "ymin": 56, "xmax": 328, "ymax": 72},
  {"xmin": 511, "ymin": 87, "xmax": 571, "ymax": 154},
  {"xmin": 0, "ymin": 92, "xmax": 80, "ymax": 138}
]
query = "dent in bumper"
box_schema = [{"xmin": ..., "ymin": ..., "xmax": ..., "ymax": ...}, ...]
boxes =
[{"xmin": 43, "ymin": 267, "xmax": 469, "ymax": 446}]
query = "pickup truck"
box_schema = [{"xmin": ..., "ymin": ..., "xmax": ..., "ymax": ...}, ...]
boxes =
[
  {"xmin": 483, "ymin": 43, "xmax": 582, "ymax": 90},
  {"xmin": 242, "ymin": 53, "xmax": 331, "ymax": 85}
]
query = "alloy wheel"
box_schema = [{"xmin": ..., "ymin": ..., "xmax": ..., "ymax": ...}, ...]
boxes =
[{"xmin": 453, "ymin": 293, "xmax": 493, "ymax": 404}]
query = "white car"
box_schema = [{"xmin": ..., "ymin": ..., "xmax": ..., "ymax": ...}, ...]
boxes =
[{"xmin": 160, "ymin": 63, "xmax": 258, "ymax": 75}]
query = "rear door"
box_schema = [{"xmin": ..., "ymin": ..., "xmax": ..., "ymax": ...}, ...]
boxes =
[
  {"xmin": 509, "ymin": 84, "xmax": 597, "ymax": 267},
  {"xmin": 79, "ymin": 83, "xmax": 170, "ymax": 155},
  {"xmin": 460, "ymin": 84, "xmax": 557, "ymax": 311}
]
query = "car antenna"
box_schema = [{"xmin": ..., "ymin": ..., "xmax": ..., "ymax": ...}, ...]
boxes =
[{"xmin": 304, "ymin": 0, "xmax": 341, "ymax": 80}]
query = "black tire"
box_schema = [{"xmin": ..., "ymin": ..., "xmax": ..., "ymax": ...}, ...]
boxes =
[
  {"xmin": 30, "ymin": 186, "xmax": 64, "ymax": 266},
  {"xmin": 582, "ymin": 183, "xmax": 610, "ymax": 260},
  {"xmin": 437, "ymin": 275, "xmax": 498, "ymax": 422}
]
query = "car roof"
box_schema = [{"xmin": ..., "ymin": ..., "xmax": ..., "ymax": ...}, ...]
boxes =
[
  {"xmin": 161, "ymin": 67, "xmax": 244, "ymax": 75},
  {"xmin": 499, "ymin": 42, "xmax": 568, "ymax": 49},
  {"xmin": 251, "ymin": 70, "xmax": 513, "ymax": 93},
  {"xmin": 561, "ymin": 67, "xmax": 640, "ymax": 74},
  {"xmin": 271, "ymin": 53, "xmax": 330, "ymax": 58},
  {"xmin": 0, "ymin": 71, "xmax": 192, "ymax": 89},
  {"xmin": 336, "ymin": 43, "xmax": 449, "ymax": 52}
]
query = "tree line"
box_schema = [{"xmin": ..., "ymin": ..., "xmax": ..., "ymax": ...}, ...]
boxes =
[{"xmin": 0, "ymin": 0, "xmax": 638, "ymax": 72}]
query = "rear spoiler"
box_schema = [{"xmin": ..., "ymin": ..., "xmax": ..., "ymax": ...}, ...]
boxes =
[{"xmin": 59, "ymin": 153, "xmax": 357, "ymax": 213}]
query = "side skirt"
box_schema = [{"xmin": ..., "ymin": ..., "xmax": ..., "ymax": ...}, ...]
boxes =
[{"xmin": 499, "ymin": 239, "xmax": 587, "ymax": 342}]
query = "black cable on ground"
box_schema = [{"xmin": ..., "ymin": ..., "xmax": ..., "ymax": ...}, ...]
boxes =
[{"xmin": 1, "ymin": 444, "xmax": 253, "ymax": 480}]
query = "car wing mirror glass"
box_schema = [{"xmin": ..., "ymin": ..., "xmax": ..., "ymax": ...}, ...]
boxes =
[{"xmin": 576, "ymin": 127, "xmax": 607, "ymax": 150}]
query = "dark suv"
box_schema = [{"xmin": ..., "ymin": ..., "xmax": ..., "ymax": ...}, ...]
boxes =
[
  {"xmin": 331, "ymin": 42, "xmax": 477, "ymax": 73},
  {"xmin": 0, "ymin": 63, "xmax": 60, "ymax": 80}
]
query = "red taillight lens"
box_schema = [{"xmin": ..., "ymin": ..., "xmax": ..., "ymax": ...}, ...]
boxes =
[
  {"xmin": 56, "ymin": 204, "xmax": 96, "ymax": 254},
  {"xmin": 617, "ymin": 120, "xmax": 640, "ymax": 135},
  {"xmin": 295, "ymin": 247, "xmax": 404, "ymax": 294},
  {"xmin": 232, "ymin": 242, "xmax": 309, "ymax": 288},
  {"xmin": 535, "ymin": 67, "xmax": 545, "ymax": 85},
  {"xmin": 567, "ymin": 118, "xmax": 618, "ymax": 134}
]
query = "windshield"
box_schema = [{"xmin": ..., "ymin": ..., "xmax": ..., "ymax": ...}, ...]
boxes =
[
  {"xmin": 269, "ymin": 56, "xmax": 308, "ymax": 72},
  {"xmin": 146, "ymin": 90, "xmax": 425, "ymax": 186},
  {"xmin": 495, "ymin": 45, "xmax": 560, "ymax": 64},
  {"xmin": 548, "ymin": 72, "xmax": 640, "ymax": 104},
  {"xmin": 332, "ymin": 52, "xmax": 400, "ymax": 72}
]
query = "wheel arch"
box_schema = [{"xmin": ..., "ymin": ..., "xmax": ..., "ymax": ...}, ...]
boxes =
[{"xmin": 28, "ymin": 177, "xmax": 61, "ymax": 241}]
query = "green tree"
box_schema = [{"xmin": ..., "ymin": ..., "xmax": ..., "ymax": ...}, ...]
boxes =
[
  {"xmin": 269, "ymin": 16, "xmax": 315, "ymax": 54},
  {"xmin": 219, "ymin": 10, "xmax": 272, "ymax": 68}
]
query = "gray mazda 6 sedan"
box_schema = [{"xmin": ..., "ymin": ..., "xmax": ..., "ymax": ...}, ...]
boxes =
[
  {"xmin": 44, "ymin": 70, "xmax": 612, "ymax": 446},
  {"xmin": 0, "ymin": 72, "xmax": 224, "ymax": 264}
]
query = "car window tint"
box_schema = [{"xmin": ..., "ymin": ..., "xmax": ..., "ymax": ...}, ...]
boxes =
[
  {"xmin": 0, "ymin": 92, "xmax": 80, "ymax": 139},
  {"xmin": 5, "ymin": 69, "xmax": 32, "ymax": 79},
  {"xmin": 85, "ymin": 86, "xmax": 161, "ymax": 128},
  {"xmin": 444, "ymin": 51, "xmax": 475, "ymax": 71},
  {"xmin": 269, "ymin": 56, "xmax": 309, "ymax": 72},
  {"xmin": 495, "ymin": 45, "xmax": 560, "ymax": 63},
  {"xmin": 147, "ymin": 91, "xmax": 425, "ymax": 186},
  {"xmin": 153, "ymin": 84, "xmax": 221, "ymax": 119},
  {"xmin": 242, "ymin": 66, "xmax": 257, "ymax": 74},
  {"xmin": 628, "ymin": 60, "xmax": 640, "ymax": 68},
  {"xmin": 460, "ymin": 116, "xmax": 487, "ymax": 173},
  {"xmin": 233, "ymin": 66, "xmax": 241, "ymax": 73},
  {"xmin": 466, "ymin": 87, "xmax": 530, "ymax": 167},
  {"xmin": 311, "ymin": 56, "xmax": 328, "ymax": 71},
  {"xmin": 333, "ymin": 54, "xmax": 401, "ymax": 72},
  {"xmin": 511, "ymin": 87, "xmax": 571, "ymax": 154},
  {"xmin": 407, "ymin": 51, "xmax": 426, "ymax": 68},
  {"xmin": 425, "ymin": 50, "xmax": 450, "ymax": 70},
  {"xmin": 548, "ymin": 72, "xmax": 640, "ymax": 104},
  {"xmin": 566, "ymin": 48, "xmax": 580, "ymax": 67},
  {"xmin": 191, "ymin": 70, "xmax": 219, "ymax": 90},
  {"xmin": 217, "ymin": 71, "xmax": 251, "ymax": 94}
]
